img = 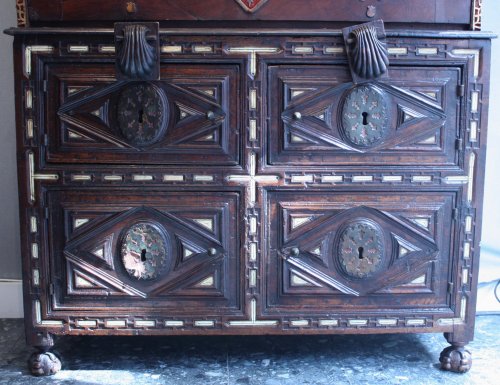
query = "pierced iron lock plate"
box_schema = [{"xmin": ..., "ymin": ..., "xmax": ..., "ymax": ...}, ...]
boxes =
[{"xmin": 121, "ymin": 222, "xmax": 169, "ymax": 280}]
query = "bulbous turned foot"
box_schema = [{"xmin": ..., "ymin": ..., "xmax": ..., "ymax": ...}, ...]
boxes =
[
  {"xmin": 439, "ymin": 345, "xmax": 472, "ymax": 373},
  {"xmin": 28, "ymin": 351, "xmax": 61, "ymax": 376}
]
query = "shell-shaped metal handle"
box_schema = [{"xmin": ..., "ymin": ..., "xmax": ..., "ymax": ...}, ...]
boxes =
[
  {"xmin": 343, "ymin": 20, "xmax": 389, "ymax": 83},
  {"xmin": 115, "ymin": 22, "xmax": 160, "ymax": 80}
]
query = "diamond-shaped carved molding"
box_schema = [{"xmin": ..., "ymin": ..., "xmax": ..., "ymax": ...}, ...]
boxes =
[
  {"xmin": 58, "ymin": 81, "xmax": 225, "ymax": 151},
  {"xmin": 63, "ymin": 206, "xmax": 228, "ymax": 299},
  {"xmin": 235, "ymin": 0, "xmax": 269, "ymax": 13},
  {"xmin": 281, "ymin": 82, "xmax": 446, "ymax": 153},
  {"xmin": 280, "ymin": 206, "xmax": 439, "ymax": 296}
]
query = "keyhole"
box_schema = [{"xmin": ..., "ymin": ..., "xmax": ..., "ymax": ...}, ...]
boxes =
[
  {"xmin": 138, "ymin": 109, "xmax": 144, "ymax": 124},
  {"xmin": 358, "ymin": 247, "xmax": 364, "ymax": 259},
  {"xmin": 141, "ymin": 249, "xmax": 147, "ymax": 262},
  {"xmin": 362, "ymin": 112, "xmax": 369, "ymax": 125}
]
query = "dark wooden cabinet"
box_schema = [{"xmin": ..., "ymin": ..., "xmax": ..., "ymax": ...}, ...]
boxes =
[{"xmin": 5, "ymin": 0, "xmax": 492, "ymax": 376}]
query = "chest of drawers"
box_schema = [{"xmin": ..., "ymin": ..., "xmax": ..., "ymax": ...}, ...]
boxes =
[{"xmin": 5, "ymin": 0, "xmax": 493, "ymax": 376}]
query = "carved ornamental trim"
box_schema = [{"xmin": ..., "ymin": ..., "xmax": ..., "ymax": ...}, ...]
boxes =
[
  {"xmin": 16, "ymin": 0, "xmax": 27, "ymax": 27},
  {"xmin": 234, "ymin": 0, "xmax": 269, "ymax": 13}
]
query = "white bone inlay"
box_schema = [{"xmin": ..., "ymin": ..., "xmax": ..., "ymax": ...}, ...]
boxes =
[
  {"xmin": 249, "ymin": 89, "xmax": 257, "ymax": 109},
  {"xmin": 465, "ymin": 216, "xmax": 473, "ymax": 233},
  {"xmin": 74, "ymin": 218, "xmax": 90, "ymax": 228},
  {"xmin": 71, "ymin": 174, "xmax": 92, "ymax": 181},
  {"xmin": 192, "ymin": 45, "xmax": 213, "ymax": 53},
  {"xmin": 377, "ymin": 319, "xmax": 398, "ymax": 326},
  {"xmin": 33, "ymin": 269, "xmax": 40, "ymax": 286},
  {"xmin": 249, "ymin": 119, "xmax": 257, "ymax": 141},
  {"xmin": 133, "ymin": 174, "xmax": 153, "ymax": 181},
  {"xmin": 382, "ymin": 175, "xmax": 403, "ymax": 182},
  {"xmin": 24, "ymin": 46, "xmax": 54, "ymax": 76},
  {"xmin": 31, "ymin": 243, "xmax": 38, "ymax": 259},
  {"xmin": 324, "ymin": 47, "xmax": 344, "ymax": 54},
  {"xmin": 417, "ymin": 47, "xmax": 438, "ymax": 55},
  {"xmin": 34, "ymin": 300, "xmax": 63, "ymax": 326},
  {"xmin": 443, "ymin": 176, "xmax": 469, "ymax": 185},
  {"xmin": 321, "ymin": 175, "xmax": 343, "ymax": 183},
  {"xmin": 290, "ymin": 320, "xmax": 309, "ymax": 327},
  {"xmin": 75, "ymin": 275, "xmax": 95, "ymax": 288},
  {"xmin": 196, "ymin": 276, "xmax": 215, "ymax": 287},
  {"xmin": 291, "ymin": 175, "xmax": 313, "ymax": 183},
  {"xmin": 470, "ymin": 120, "xmax": 478, "ymax": 142},
  {"xmin": 226, "ymin": 47, "xmax": 280, "ymax": 77},
  {"xmin": 161, "ymin": 45, "xmax": 183, "ymax": 53},
  {"xmin": 462, "ymin": 268, "xmax": 469, "ymax": 285},
  {"xmin": 437, "ymin": 318, "xmax": 464, "ymax": 326},
  {"xmin": 193, "ymin": 218, "xmax": 214, "ymax": 231},
  {"xmin": 77, "ymin": 320, "xmax": 97, "ymax": 328},
  {"xmin": 388, "ymin": 47, "xmax": 408, "ymax": 55},
  {"xmin": 291, "ymin": 274, "xmax": 312, "ymax": 286},
  {"xmin": 293, "ymin": 46, "xmax": 314, "ymax": 54},
  {"xmin": 418, "ymin": 135, "xmax": 437, "ymax": 144},
  {"xmin": 92, "ymin": 247, "xmax": 104, "ymax": 259},
  {"xmin": 26, "ymin": 119, "xmax": 34, "ymax": 139},
  {"xmin": 103, "ymin": 175, "xmax": 123, "ymax": 181},
  {"xmin": 28, "ymin": 152, "xmax": 59, "ymax": 203},
  {"xmin": 352, "ymin": 176, "xmax": 373, "ymax": 183},
  {"xmin": 98, "ymin": 45, "xmax": 116, "ymax": 53},
  {"xmin": 468, "ymin": 153, "xmax": 475, "ymax": 203},
  {"xmin": 165, "ymin": 321, "xmax": 184, "ymax": 327},
  {"xmin": 463, "ymin": 242, "xmax": 471, "ymax": 259},
  {"xmin": 68, "ymin": 130, "xmax": 83, "ymax": 139},
  {"xmin": 249, "ymin": 242, "xmax": 257, "ymax": 262},
  {"xmin": 406, "ymin": 319, "xmax": 426, "ymax": 326},
  {"xmin": 291, "ymin": 217, "xmax": 312, "ymax": 229},
  {"xmin": 410, "ymin": 275, "xmax": 426, "ymax": 284},
  {"xmin": 105, "ymin": 320, "xmax": 126, "ymax": 328},
  {"xmin": 318, "ymin": 319, "xmax": 338, "ymax": 326},
  {"xmin": 163, "ymin": 175, "xmax": 184, "ymax": 182},
  {"xmin": 410, "ymin": 218, "xmax": 430, "ymax": 229},
  {"xmin": 134, "ymin": 320, "xmax": 156, "ymax": 328},
  {"xmin": 451, "ymin": 49, "xmax": 481, "ymax": 78},
  {"xmin": 249, "ymin": 270, "xmax": 257, "ymax": 287},
  {"xmin": 228, "ymin": 299, "xmax": 278, "ymax": 327},
  {"xmin": 26, "ymin": 89, "xmax": 33, "ymax": 108},
  {"xmin": 348, "ymin": 319, "xmax": 368, "ymax": 326},
  {"xmin": 471, "ymin": 91, "xmax": 479, "ymax": 113},
  {"xmin": 194, "ymin": 320, "xmax": 215, "ymax": 327},
  {"xmin": 68, "ymin": 45, "xmax": 89, "ymax": 53},
  {"xmin": 30, "ymin": 216, "xmax": 37, "ymax": 233},
  {"xmin": 249, "ymin": 217, "xmax": 258, "ymax": 234},
  {"xmin": 193, "ymin": 175, "xmax": 214, "ymax": 182},
  {"xmin": 461, "ymin": 298, "xmax": 468, "ymax": 320},
  {"xmin": 412, "ymin": 176, "xmax": 432, "ymax": 183}
]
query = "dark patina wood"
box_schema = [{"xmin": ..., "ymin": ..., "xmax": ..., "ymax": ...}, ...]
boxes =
[{"xmin": 4, "ymin": 0, "xmax": 492, "ymax": 377}]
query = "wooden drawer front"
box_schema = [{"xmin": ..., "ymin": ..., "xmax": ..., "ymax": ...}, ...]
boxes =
[
  {"xmin": 44, "ymin": 63, "xmax": 240, "ymax": 166},
  {"xmin": 265, "ymin": 190, "xmax": 456, "ymax": 314},
  {"xmin": 46, "ymin": 189, "xmax": 241, "ymax": 315},
  {"xmin": 25, "ymin": 0, "xmax": 472, "ymax": 25},
  {"xmin": 267, "ymin": 65, "xmax": 461, "ymax": 168}
]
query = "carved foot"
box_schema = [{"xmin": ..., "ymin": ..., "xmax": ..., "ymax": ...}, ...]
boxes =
[
  {"xmin": 28, "ymin": 351, "xmax": 61, "ymax": 376},
  {"xmin": 439, "ymin": 345, "xmax": 472, "ymax": 373}
]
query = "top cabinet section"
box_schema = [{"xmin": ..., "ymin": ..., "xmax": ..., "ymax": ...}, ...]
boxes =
[{"xmin": 19, "ymin": 0, "xmax": 479, "ymax": 29}]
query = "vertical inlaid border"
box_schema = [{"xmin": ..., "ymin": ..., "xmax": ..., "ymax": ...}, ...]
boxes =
[{"xmin": 472, "ymin": 0, "xmax": 482, "ymax": 31}]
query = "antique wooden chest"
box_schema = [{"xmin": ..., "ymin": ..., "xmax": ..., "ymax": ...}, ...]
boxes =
[{"xmin": 5, "ymin": 0, "xmax": 493, "ymax": 376}]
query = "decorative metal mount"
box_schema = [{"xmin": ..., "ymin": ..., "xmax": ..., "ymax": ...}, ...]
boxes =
[
  {"xmin": 114, "ymin": 22, "xmax": 160, "ymax": 80},
  {"xmin": 234, "ymin": 0, "xmax": 269, "ymax": 13},
  {"xmin": 342, "ymin": 20, "xmax": 389, "ymax": 83}
]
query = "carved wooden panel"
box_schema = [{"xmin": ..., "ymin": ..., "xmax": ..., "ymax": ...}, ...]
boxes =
[
  {"xmin": 268, "ymin": 65, "xmax": 460, "ymax": 167},
  {"xmin": 265, "ymin": 190, "xmax": 455, "ymax": 312},
  {"xmin": 44, "ymin": 63, "xmax": 240, "ymax": 165},
  {"xmin": 47, "ymin": 189, "xmax": 241, "ymax": 314}
]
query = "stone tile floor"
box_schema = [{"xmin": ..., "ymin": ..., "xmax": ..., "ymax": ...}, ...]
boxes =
[{"xmin": 0, "ymin": 316, "xmax": 499, "ymax": 385}]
